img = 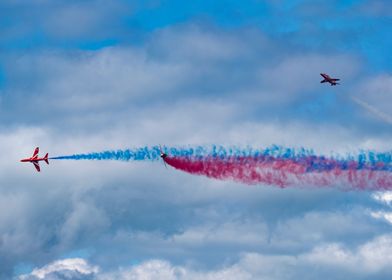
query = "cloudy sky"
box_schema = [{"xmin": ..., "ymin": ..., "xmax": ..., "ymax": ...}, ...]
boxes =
[{"xmin": 1, "ymin": 0, "xmax": 391, "ymax": 279}]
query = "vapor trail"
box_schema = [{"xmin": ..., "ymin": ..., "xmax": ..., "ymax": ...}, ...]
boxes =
[{"xmin": 351, "ymin": 96, "xmax": 392, "ymax": 125}]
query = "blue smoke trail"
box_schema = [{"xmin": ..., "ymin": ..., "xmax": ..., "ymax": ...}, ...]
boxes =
[{"xmin": 51, "ymin": 146, "xmax": 162, "ymax": 161}]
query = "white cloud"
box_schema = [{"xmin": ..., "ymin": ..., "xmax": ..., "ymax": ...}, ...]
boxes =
[
  {"xmin": 305, "ymin": 235, "xmax": 392, "ymax": 274},
  {"xmin": 0, "ymin": 22, "xmax": 391, "ymax": 280},
  {"xmin": 372, "ymin": 191, "xmax": 392, "ymax": 206},
  {"xmin": 370, "ymin": 211, "xmax": 392, "ymax": 225},
  {"xmin": 370, "ymin": 191, "xmax": 392, "ymax": 225},
  {"xmin": 35, "ymin": 236, "xmax": 392, "ymax": 280},
  {"xmin": 99, "ymin": 260, "xmax": 186, "ymax": 280},
  {"xmin": 98, "ymin": 259, "xmax": 251, "ymax": 280},
  {"xmin": 20, "ymin": 258, "xmax": 98, "ymax": 280}
]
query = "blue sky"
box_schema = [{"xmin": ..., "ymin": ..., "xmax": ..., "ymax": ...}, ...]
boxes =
[{"xmin": 0, "ymin": 0, "xmax": 392, "ymax": 279}]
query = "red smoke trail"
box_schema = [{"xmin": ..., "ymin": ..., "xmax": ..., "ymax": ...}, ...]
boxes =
[{"xmin": 164, "ymin": 156, "xmax": 392, "ymax": 190}]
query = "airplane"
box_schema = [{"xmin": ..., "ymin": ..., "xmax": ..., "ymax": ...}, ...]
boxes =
[
  {"xmin": 320, "ymin": 73, "xmax": 340, "ymax": 86},
  {"xmin": 20, "ymin": 147, "xmax": 49, "ymax": 172},
  {"xmin": 159, "ymin": 146, "xmax": 168, "ymax": 168}
]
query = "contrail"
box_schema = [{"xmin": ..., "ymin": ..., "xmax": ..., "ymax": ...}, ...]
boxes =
[
  {"xmin": 51, "ymin": 145, "xmax": 392, "ymax": 190},
  {"xmin": 351, "ymin": 96, "xmax": 392, "ymax": 125}
]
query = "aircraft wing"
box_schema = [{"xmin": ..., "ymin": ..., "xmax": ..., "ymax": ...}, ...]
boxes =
[
  {"xmin": 32, "ymin": 161, "xmax": 40, "ymax": 172},
  {"xmin": 32, "ymin": 147, "xmax": 39, "ymax": 159},
  {"xmin": 320, "ymin": 73, "xmax": 330, "ymax": 79},
  {"xmin": 332, "ymin": 78, "xmax": 340, "ymax": 81}
]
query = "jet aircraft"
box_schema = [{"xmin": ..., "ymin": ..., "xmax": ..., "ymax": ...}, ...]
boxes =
[
  {"xmin": 320, "ymin": 73, "xmax": 340, "ymax": 86},
  {"xmin": 159, "ymin": 146, "xmax": 168, "ymax": 168},
  {"xmin": 20, "ymin": 147, "xmax": 49, "ymax": 172}
]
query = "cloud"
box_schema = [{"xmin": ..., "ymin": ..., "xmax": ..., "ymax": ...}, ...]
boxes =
[
  {"xmin": 370, "ymin": 191, "xmax": 392, "ymax": 225},
  {"xmin": 0, "ymin": 13, "xmax": 391, "ymax": 280},
  {"xmin": 0, "ymin": 24, "xmax": 374, "ymax": 135},
  {"xmin": 304, "ymin": 235, "xmax": 392, "ymax": 275},
  {"xmin": 19, "ymin": 258, "xmax": 98, "ymax": 280},
  {"xmin": 97, "ymin": 259, "xmax": 251, "ymax": 280},
  {"xmin": 370, "ymin": 211, "xmax": 392, "ymax": 225},
  {"xmin": 105, "ymin": 236, "xmax": 392, "ymax": 279},
  {"xmin": 373, "ymin": 191, "xmax": 392, "ymax": 206},
  {"xmin": 24, "ymin": 237, "xmax": 392, "ymax": 280},
  {"xmin": 0, "ymin": 0, "xmax": 131, "ymax": 49}
]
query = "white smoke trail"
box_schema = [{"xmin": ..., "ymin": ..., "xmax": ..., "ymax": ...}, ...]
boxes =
[{"xmin": 351, "ymin": 96, "xmax": 392, "ymax": 125}]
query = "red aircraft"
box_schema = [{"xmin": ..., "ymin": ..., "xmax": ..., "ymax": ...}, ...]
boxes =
[
  {"xmin": 320, "ymin": 73, "xmax": 340, "ymax": 86},
  {"xmin": 20, "ymin": 147, "xmax": 49, "ymax": 172}
]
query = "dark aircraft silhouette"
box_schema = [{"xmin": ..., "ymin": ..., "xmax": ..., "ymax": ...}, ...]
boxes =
[
  {"xmin": 159, "ymin": 146, "xmax": 168, "ymax": 168},
  {"xmin": 320, "ymin": 73, "xmax": 340, "ymax": 86}
]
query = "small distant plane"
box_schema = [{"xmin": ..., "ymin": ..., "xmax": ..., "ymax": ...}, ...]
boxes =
[
  {"xmin": 159, "ymin": 146, "xmax": 168, "ymax": 168},
  {"xmin": 320, "ymin": 73, "xmax": 340, "ymax": 86},
  {"xmin": 20, "ymin": 147, "xmax": 49, "ymax": 172}
]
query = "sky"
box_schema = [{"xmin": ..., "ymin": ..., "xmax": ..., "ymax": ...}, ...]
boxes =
[{"xmin": 0, "ymin": 0, "xmax": 392, "ymax": 279}]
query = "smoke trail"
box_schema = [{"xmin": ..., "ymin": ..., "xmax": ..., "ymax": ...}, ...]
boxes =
[
  {"xmin": 50, "ymin": 146, "xmax": 162, "ymax": 161},
  {"xmin": 351, "ymin": 96, "xmax": 392, "ymax": 125},
  {"xmin": 164, "ymin": 156, "xmax": 392, "ymax": 190},
  {"xmin": 52, "ymin": 145, "xmax": 392, "ymax": 189},
  {"xmin": 51, "ymin": 145, "xmax": 316, "ymax": 161}
]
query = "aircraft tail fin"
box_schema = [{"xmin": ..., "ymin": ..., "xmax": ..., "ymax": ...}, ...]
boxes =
[
  {"xmin": 44, "ymin": 153, "xmax": 49, "ymax": 165},
  {"xmin": 320, "ymin": 79, "xmax": 327, "ymax": 83}
]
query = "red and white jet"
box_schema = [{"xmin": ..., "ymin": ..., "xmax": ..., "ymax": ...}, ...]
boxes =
[
  {"xmin": 20, "ymin": 147, "xmax": 49, "ymax": 172},
  {"xmin": 320, "ymin": 73, "xmax": 340, "ymax": 86}
]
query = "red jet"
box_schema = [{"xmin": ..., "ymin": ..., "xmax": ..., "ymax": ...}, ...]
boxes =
[
  {"xmin": 20, "ymin": 147, "xmax": 49, "ymax": 172},
  {"xmin": 320, "ymin": 73, "xmax": 340, "ymax": 86}
]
